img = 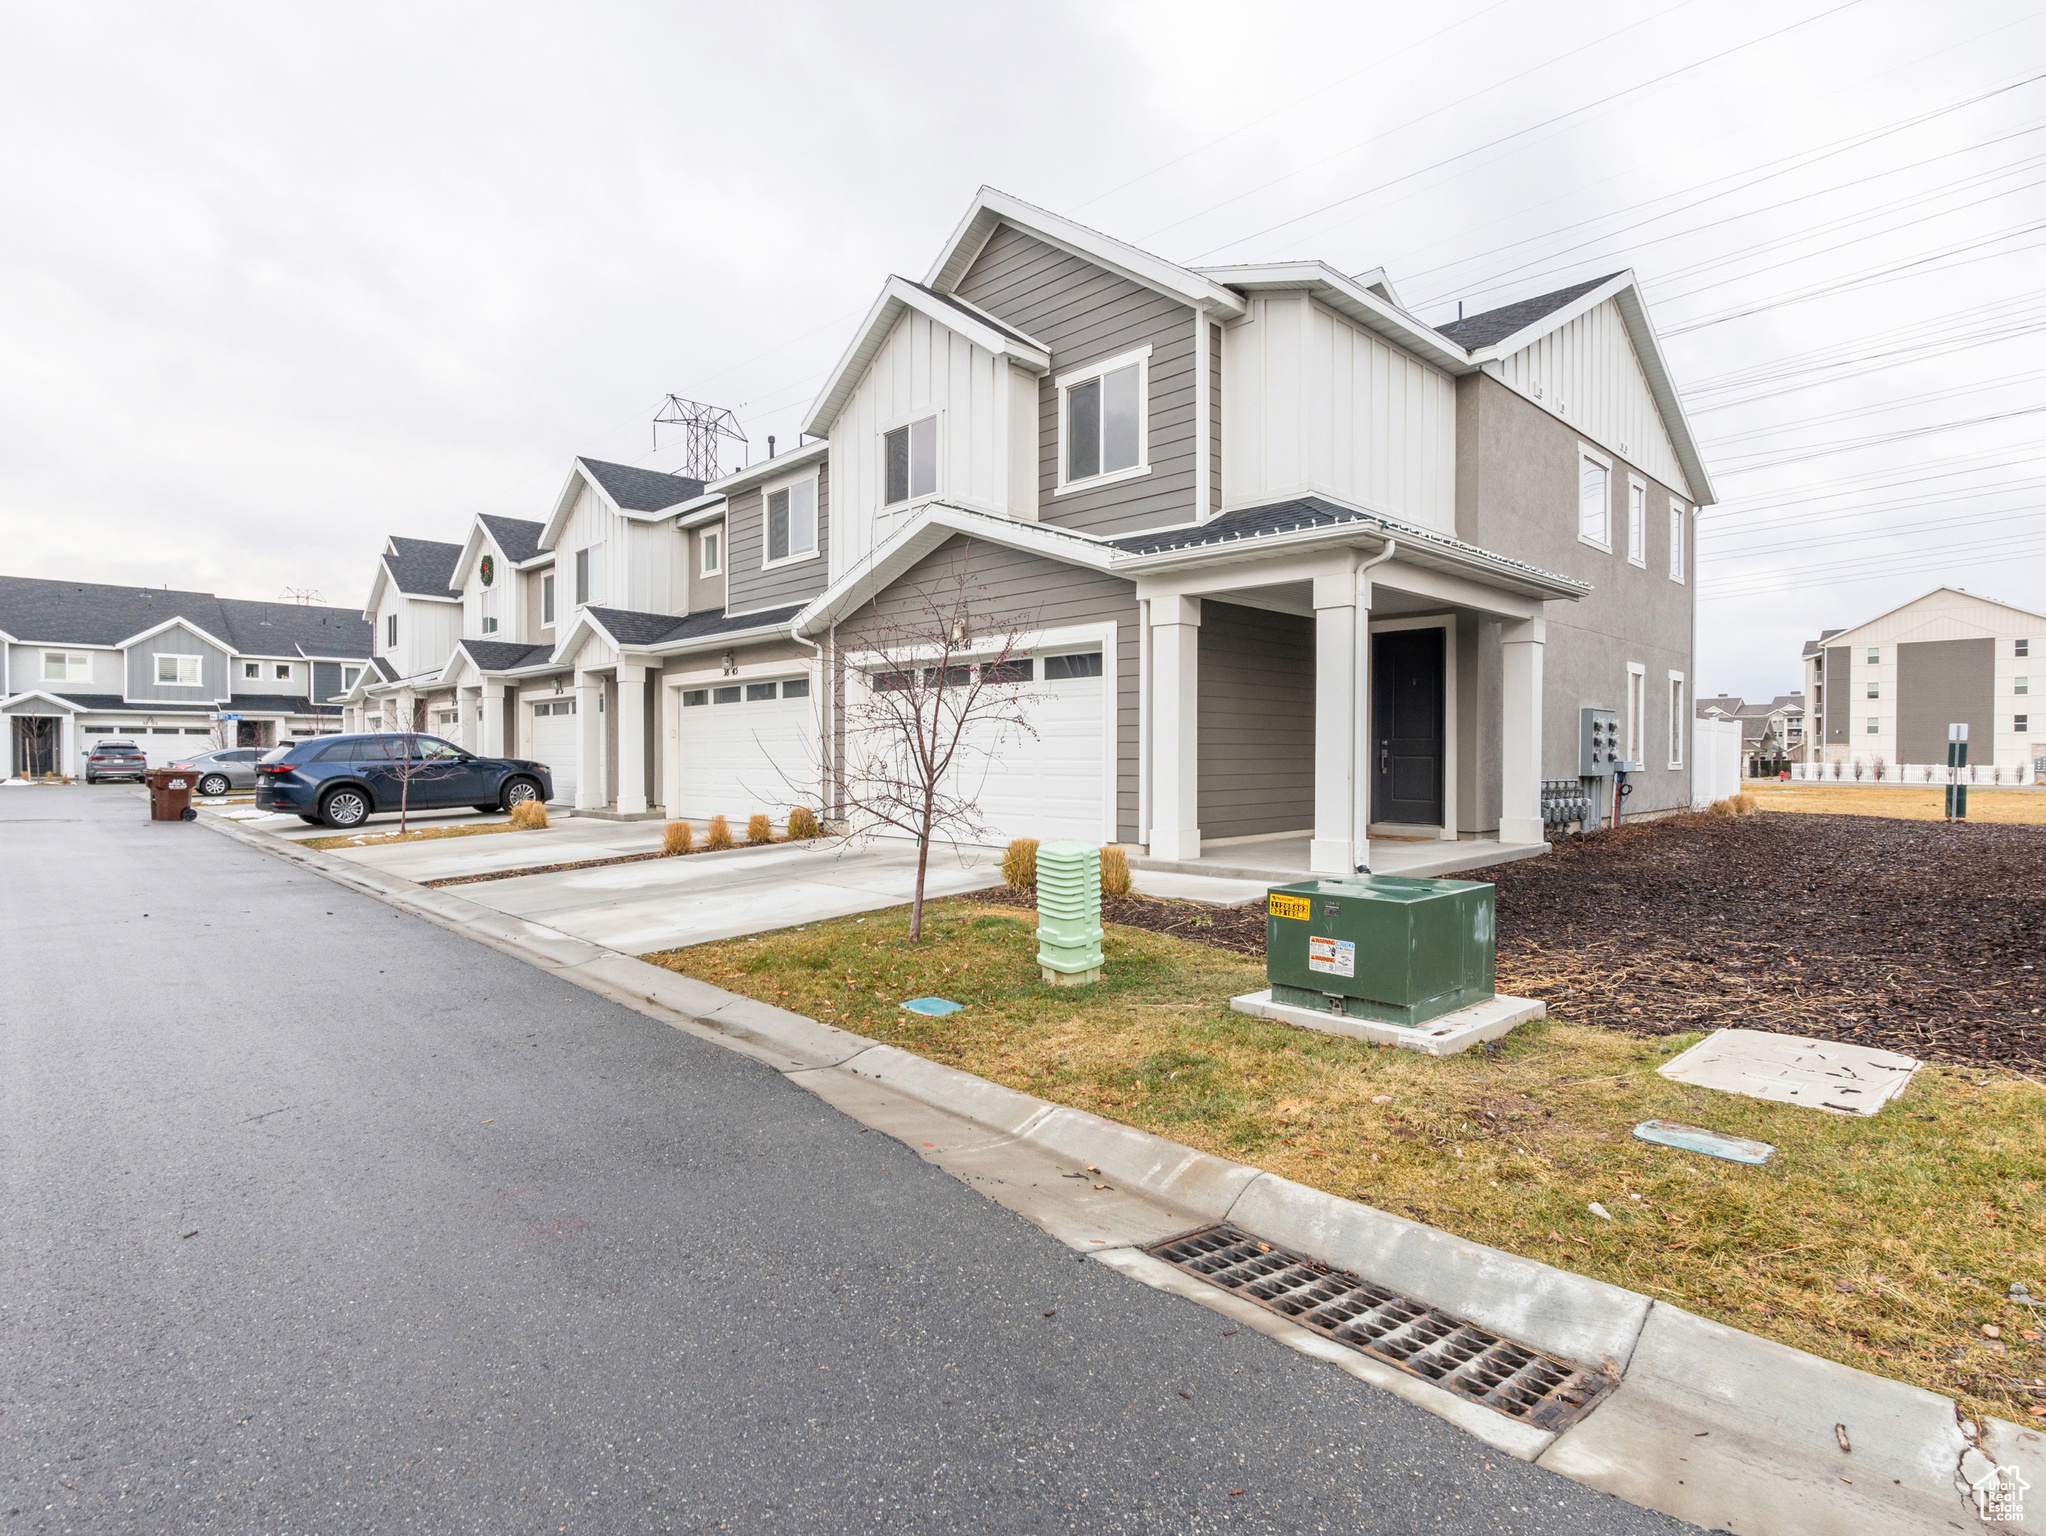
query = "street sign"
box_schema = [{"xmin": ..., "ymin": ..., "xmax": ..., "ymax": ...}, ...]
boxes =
[{"xmin": 216, "ymin": 713, "xmax": 241, "ymax": 722}]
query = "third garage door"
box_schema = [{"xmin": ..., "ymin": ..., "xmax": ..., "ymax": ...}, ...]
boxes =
[
  {"xmin": 529, "ymin": 698, "xmax": 578, "ymax": 805},
  {"xmin": 675, "ymin": 676, "xmax": 815, "ymax": 824}
]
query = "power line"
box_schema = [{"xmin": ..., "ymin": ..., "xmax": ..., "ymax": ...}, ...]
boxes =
[
  {"xmin": 1700, "ymin": 364, "xmax": 2046, "ymax": 449},
  {"xmin": 1698, "ymin": 541, "xmax": 2046, "ymax": 600}
]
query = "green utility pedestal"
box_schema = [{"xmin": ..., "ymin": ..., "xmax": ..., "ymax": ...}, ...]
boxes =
[
  {"xmin": 1035, "ymin": 840, "xmax": 1104, "ymax": 986},
  {"xmin": 1264, "ymin": 875, "xmax": 1495, "ymax": 1026}
]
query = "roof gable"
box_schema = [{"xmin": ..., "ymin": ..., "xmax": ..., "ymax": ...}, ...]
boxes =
[
  {"xmin": 804, "ymin": 275, "xmax": 1052, "ymax": 439},
  {"xmin": 116, "ymin": 613, "xmax": 234, "ymax": 653},
  {"xmin": 1825, "ymin": 587, "xmax": 2046, "ymax": 650},
  {"xmin": 478, "ymin": 514, "xmax": 547, "ymax": 564},
  {"xmin": 1432, "ymin": 274, "xmax": 1620, "ymax": 351},
  {"xmin": 541, "ymin": 458, "xmax": 706, "ymax": 549},
  {"xmin": 382, "ymin": 537, "xmax": 464, "ymax": 601}
]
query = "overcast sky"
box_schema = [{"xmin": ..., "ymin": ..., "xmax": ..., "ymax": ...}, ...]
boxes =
[{"xmin": 4, "ymin": 0, "xmax": 2042, "ymax": 699}]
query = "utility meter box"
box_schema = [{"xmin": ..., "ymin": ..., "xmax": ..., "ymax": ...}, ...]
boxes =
[
  {"xmin": 1265, "ymin": 875, "xmax": 1496, "ymax": 1027},
  {"xmin": 1580, "ymin": 707, "xmax": 1620, "ymax": 778}
]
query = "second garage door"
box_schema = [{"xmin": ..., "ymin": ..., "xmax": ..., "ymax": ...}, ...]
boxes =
[
  {"xmin": 529, "ymin": 698, "xmax": 578, "ymax": 804},
  {"xmin": 675, "ymin": 676, "xmax": 816, "ymax": 823}
]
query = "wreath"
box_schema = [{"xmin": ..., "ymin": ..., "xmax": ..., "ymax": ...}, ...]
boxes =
[{"xmin": 479, "ymin": 554, "xmax": 495, "ymax": 587}]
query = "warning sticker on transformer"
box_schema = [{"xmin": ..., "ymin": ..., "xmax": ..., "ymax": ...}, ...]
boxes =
[
  {"xmin": 1307, "ymin": 936, "xmax": 1356, "ymax": 977},
  {"xmin": 1268, "ymin": 893, "xmax": 1311, "ymax": 921}
]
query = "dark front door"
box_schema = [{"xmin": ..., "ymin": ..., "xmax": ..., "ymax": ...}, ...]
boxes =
[{"xmin": 1372, "ymin": 628, "xmax": 1446, "ymax": 827}]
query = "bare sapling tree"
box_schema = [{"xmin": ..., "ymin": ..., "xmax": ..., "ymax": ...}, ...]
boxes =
[
  {"xmin": 380, "ymin": 696, "xmax": 466, "ymax": 835},
  {"xmin": 837, "ymin": 553, "xmax": 1042, "ymax": 941}
]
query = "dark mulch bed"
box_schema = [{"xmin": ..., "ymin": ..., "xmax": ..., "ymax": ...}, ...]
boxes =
[{"xmin": 978, "ymin": 813, "xmax": 2046, "ymax": 1068}]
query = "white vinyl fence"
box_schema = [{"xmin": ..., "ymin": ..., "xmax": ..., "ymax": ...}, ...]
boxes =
[
  {"xmin": 1693, "ymin": 717, "xmax": 1743, "ymax": 807},
  {"xmin": 1785, "ymin": 760, "xmax": 2038, "ymax": 786}
]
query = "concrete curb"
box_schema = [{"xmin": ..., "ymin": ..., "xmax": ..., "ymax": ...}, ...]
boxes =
[{"xmin": 204, "ymin": 809, "xmax": 2036, "ymax": 1536}]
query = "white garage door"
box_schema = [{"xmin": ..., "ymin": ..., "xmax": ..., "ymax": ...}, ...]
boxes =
[
  {"xmin": 142, "ymin": 726, "xmax": 214, "ymax": 767},
  {"xmin": 530, "ymin": 699, "xmax": 577, "ymax": 804},
  {"xmin": 854, "ymin": 649, "xmax": 1106, "ymax": 847},
  {"xmin": 676, "ymin": 676, "xmax": 815, "ymax": 823}
]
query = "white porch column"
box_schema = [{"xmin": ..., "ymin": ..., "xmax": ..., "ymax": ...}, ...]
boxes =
[
  {"xmin": 1147, "ymin": 596, "xmax": 1202, "ymax": 861},
  {"xmin": 394, "ymin": 687, "xmax": 417, "ymax": 734},
  {"xmin": 574, "ymin": 671, "xmax": 604, "ymax": 810},
  {"xmin": 614, "ymin": 662, "xmax": 648, "ymax": 816},
  {"xmin": 1500, "ymin": 616, "xmax": 1546, "ymax": 845},
  {"xmin": 480, "ymin": 681, "xmax": 508, "ymax": 758},
  {"xmin": 1310, "ymin": 571, "xmax": 1368, "ymax": 875},
  {"xmin": 457, "ymin": 685, "xmax": 482, "ymax": 752}
]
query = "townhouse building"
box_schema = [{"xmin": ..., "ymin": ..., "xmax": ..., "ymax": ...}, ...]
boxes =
[
  {"xmin": 1802, "ymin": 587, "xmax": 2043, "ymax": 773},
  {"xmin": 343, "ymin": 186, "xmax": 1711, "ymax": 870},
  {"xmin": 0, "ymin": 575, "xmax": 371, "ymax": 777}
]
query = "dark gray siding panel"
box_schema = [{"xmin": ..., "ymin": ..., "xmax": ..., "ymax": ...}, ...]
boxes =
[
  {"xmin": 312, "ymin": 660, "xmax": 341, "ymax": 702},
  {"xmin": 727, "ymin": 462, "xmax": 831, "ymax": 615},
  {"xmin": 124, "ymin": 627, "xmax": 230, "ymax": 703},
  {"xmin": 1897, "ymin": 638, "xmax": 1993, "ymax": 763},
  {"xmin": 838, "ymin": 534, "xmax": 1141, "ymax": 841},
  {"xmin": 1198, "ymin": 601, "xmax": 1313, "ymax": 840},
  {"xmin": 1825, "ymin": 646, "xmax": 1852, "ymax": 744},
  {"xmin": 1208, "ymin": 321, "xmax": 1222, "ymax": 514},
  {"xmin": 955, "ymin": 225, "xmax": 1197, "ymax": 539}
]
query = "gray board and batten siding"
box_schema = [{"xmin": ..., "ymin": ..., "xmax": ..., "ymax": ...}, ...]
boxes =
[
  {"xmin": 1897, "ymin": 637, "xmax": 1995, "ymax": 764},
  {"xmin": 1199, "ymin": 601, "xmax": 1314, "ymax": 841},
  {"xmin": 836, "ymin": 534, "xmax": 1142, "ymax": 842},
  {"xmin": 725, "ymin": 466, "xmax": 832, "ymax": 616},
  {"xmin": 954, "ymin": 224, "xmax": 1199, "ymax": 538},
  {"xmin": 124, "ymin": 624, "xmax": 231, "ymax": 704}
]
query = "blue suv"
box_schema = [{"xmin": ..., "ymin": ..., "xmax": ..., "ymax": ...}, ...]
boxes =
[{"xmin": 255, "ymin": 734, "xmax": 554, "ymax": 828}]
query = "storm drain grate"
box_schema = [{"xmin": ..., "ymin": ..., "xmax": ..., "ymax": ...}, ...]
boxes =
[{"xmin": 1145, "ymin": 1223, "xmax": 1616, "ymax": 1431}]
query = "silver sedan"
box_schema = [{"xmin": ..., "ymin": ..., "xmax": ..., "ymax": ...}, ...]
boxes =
[{"xmin": 168, "ymin": 748, "xmax": 264, "ymax": 796}]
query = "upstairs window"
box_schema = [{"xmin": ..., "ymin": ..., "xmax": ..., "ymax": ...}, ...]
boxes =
[
  {"xmin": 700, "ymin": 526, "xmax": 723, "ymax": 576},
  {"xmin": 2019, "ymin": 638, "xmax": 2031, "ymax": 658},
  {"xmin": 1059, "ymin": 350, "xmax": 1147, "ymax": 490},
  {"xmin": 1866, "ymin": 647, "xmax": 1879, "ymax": 664},
  {"xmin": 341, "ymin": 665, "xmax": 362, "ymax": 691},
  {"xmin": 884, "ymin": 415, "xmax": 937, "ymax": 505},
  {"xmin": 575, "ymin": 542, "xmax": 604, "ymax": 606},
  {"xmin": 1669, "ymin": 501, "xmax": 1687, "ymax": 582},
  {"xmin": 42, "ymin": 650, "xmax": 90, "ymax": 681},
  {"xmin": 275, "ymin": 663, "xmax": 291, "ymax": 680},
  {"xmin": 1578, "ymin": 451, "xmax": 1611, "ymax": 550},
  {"xmin": 480, "ymin": 588, "xmax": 499, "ymax": 634},
  {"xmin": 243, "ymin": 661, "xmax": 261, "ymax": 679},
  {"xmin": 765, "ymin": 478, "xmax": 818, "ymax": 565},
  {"xmin": 155, "ymin": 654, "xmax": 202, "ymax": 686},
  {"xmin": 1626, "ymin": 479, "xmax": 1646, "ymax": 567},
  {"xmin": 541, "ymin": 573, "xmax": 555, "ymax": 626},
  {"xmin": 385, "ymin": 612, "xmax": 397, "ymax": 650}
]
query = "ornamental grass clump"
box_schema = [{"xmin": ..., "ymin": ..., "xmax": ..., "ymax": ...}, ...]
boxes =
[
  {"xmin": 787, "ymin": 806, "xmax": 820, "ymax": 840},
  {"xmin": 746, "ymin": 812, "xmax": 774, "ymax": 846},
  {"xmin": 705, "ymin": 815, "xmax": 732, "ymax": 851},
  {"xmin": 663, "ymin": 819, "xmax": 694, "ymax": 856},
  {"xmin": 1002, "ymin": 837, "xmax": 1038, "ymax": 891},
  {"xmin": 1099, "ymin": 844, "xmax": 1132, "ymax": 896},
  {"xmin": 508, "ymin": 800, "xmax": 548, "ymax": 831}
]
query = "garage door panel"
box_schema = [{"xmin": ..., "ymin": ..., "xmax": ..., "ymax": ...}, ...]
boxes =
[
  {"xmin": 676, "ymin": 678, "xmax": 816, "ymax": 823},
  {"xmin": 530, "ymin": 700, "xmax": 577, "ymax": 803}
]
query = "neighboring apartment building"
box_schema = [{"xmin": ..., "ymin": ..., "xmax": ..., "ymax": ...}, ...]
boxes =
[
  {"xmin": 0, "ymin": 575, "xmax": 371, "ymax": 777},
  {"xmin": 341, "ymin": 186, "xmax": 1710, "ymax": 867},
  {"xmin": 1696, "ymin": 692, "xmax": 1806, "ymax": 774},
  {"xmin": 1802, "ymin": 587, "xmax": 2044, "ymax": 771}
]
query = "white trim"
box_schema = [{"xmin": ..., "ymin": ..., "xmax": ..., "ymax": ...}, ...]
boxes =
[
  {"xmin": 704, "ymin": 438, "xmax": 829, "ymax": 498},
  {"xmin": 1626, "ymin": 475, "xmax": 1647, "ymax": 570},
  {"xmin": 1577, "ymin": 444, "xmax": 1613, "ymax": 553},
  {"xmin": 1193, "ymin": 311, "xmax": 1212, "ymax": 523},
  {"xmin": 879, "ymin": 408, "xmax": 943, "ymax": 510},
  {"xmin": 1194, "ymin": 260, "xmax": 1471, "ymax": 375},
  {"xmin": 699, "ymin": 523, "xmax": 724, "ymax": 577},
  {"xmin": 1667, "ymin": 669, "xmax": 1687, "ymax": 770},
  {"xmin": 1625, "ymin": 661, "xmax": 1646, "ymax": 765},
  {"xmin": 1055, "ymin": 345, "xmax": 1152, "ymax": 496},
  {"xmin": 115, "ymin": 614, "xmax": 235, "ymax": 654},
  {"xmin": 1668, "ymin": 498, "xmax": 1688, "ymax": 584},
  {"xmin": 40, "ymin": 650, "xmax": 93, "ymax": 684},
  {"xmin": 154, "ymin": 653, "xmax": 205, "ymax": 687},
  {"xmin": 674, "ymin": 492, "xmax": 730, "ymax": 529}
]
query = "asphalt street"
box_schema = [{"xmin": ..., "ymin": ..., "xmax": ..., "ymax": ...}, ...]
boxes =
[{"xmin": 0, "ymin": 786, "xmax": 1697, "ymax": 1534}]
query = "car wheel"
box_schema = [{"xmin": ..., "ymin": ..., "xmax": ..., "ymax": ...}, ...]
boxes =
[
  {"xmin": 298, "ymin": 814, "xmax": 320, "ymax": 824},
  {"xmin": 320, "ymin": 786, "xmax": 371, "ymax": 829},
  {"xmin": 500, "ymin": 777, "xmax": 540, "ymax": 811},
  {"xmin": 85, "ymin": 774, "xmax": 96, "ymax": 785},
  {"xmin": 198, "ymin": 774, "xmax": 230, "ymax": 797}
]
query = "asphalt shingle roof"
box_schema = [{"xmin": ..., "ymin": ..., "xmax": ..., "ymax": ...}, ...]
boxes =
[
  {"xmin": 0, "ymin": 575, "xmax": 372, "ymax": 658},
  {"xmin": 459, "ymin": 639, "xmax": 555, "ymax": 672},
  {"xmin": 577, "ymin": 458, "xmax": 705, "ymax": 514},
  {"xmin": 369, "ymin": 657, "xmax": 400, "ymax": 683},
  {"xmin": 1108, "ymin": 496, "xmax": 1383, "ymax": 557},
  {"xmin": 584, "ymin": 604, "xmax": 803, "ymax": 649},
  {"xmin": 904, "ymin": 279, "xmax": 1044, "ymax": 348},
  {"xmin": 384, "ymin": 538, "xmax": 464, "ymax": 600},
  {"xmin": 1432, "ymin": 274, "xmax": 1620, "ymax": 351},
  {"xmin": 41, "ymin": 693, "xmax": 214, "ymax": 713},
  {"xmin": 478, "ymin": 515, "xmax": 547, "ymax": 564}
]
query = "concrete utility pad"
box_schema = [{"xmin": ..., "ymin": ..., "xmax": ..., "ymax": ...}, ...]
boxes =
[
  {"xmin": 451, "ymin": 839, "xmax": 1006, "ymax": 953},
  {"xmin": 1657, "ymin": 1028, "xmax": 1919, "ymax": 1115},
  {"xmin": 1231, "ymin": 989, "xmax": 1545, "ymax": 1055}
]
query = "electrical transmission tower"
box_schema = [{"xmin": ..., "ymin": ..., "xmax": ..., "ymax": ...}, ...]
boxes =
[
  {"xmin": 280, "ymin": 586, "xmax": 324, "ymax": 605},
  {"xmin": 653, "ymin": 396, "xmax": 749, "ymax": 482}
]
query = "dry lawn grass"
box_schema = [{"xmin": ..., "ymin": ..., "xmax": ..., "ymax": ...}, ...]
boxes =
[
  {"xmin": 1745, "ymin": 781, "xmax": 2046, "ymax": 823},
  {"xmin": 299, "ymin": 820, "xmax": 515, "ymax": 851},
  {"xmin": 649, "ymin": 899, "xmax": 2046, "ymax": 1422}
]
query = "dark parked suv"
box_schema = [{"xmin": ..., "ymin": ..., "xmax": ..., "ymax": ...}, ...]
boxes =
[
  {"xmin": 255, "ymin": 734, "xmax": 553, "ymax": 828},
  {"xmin": 85, "ymin": 740, "xmax": 150, "ymax": 783}
]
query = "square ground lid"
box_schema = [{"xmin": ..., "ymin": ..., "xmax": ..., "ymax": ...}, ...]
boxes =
[{"xmin": 1656, "ymin": 1028, "xmax": 1918, "ymax": 1116}]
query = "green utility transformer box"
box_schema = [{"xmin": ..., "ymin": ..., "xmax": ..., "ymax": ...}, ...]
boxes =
[{"xmin": 1265, "ymin": 875, "xmax": 1496, "ymax": 1026}]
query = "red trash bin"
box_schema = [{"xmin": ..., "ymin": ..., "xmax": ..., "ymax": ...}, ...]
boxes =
[{"xmin": 145, "ymin": 767, "xmax": 197, "ymax": 822}]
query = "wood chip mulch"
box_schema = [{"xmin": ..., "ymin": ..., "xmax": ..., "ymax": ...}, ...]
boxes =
[{"xmin": 981, "ymin": 812, "xmax": 2046, "ymax": 1068}]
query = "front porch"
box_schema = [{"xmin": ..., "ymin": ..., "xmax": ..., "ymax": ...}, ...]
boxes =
[{"xmin": 1135, "ymin": 535, "xmax": 1572, "ymax": 878}]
